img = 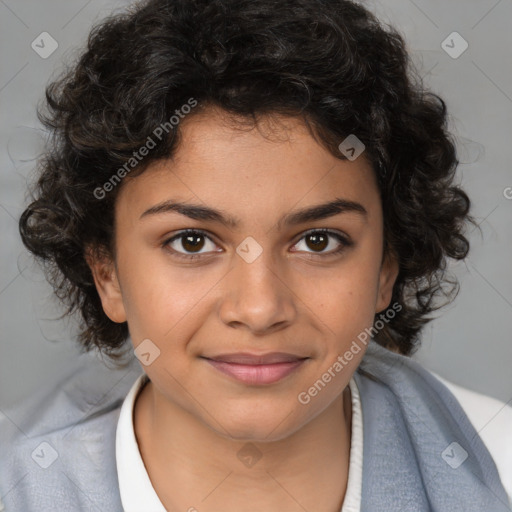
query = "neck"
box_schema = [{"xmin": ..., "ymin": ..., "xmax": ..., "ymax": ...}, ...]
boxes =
[{"xmin": 134, "ymin": 378, "xmax": 352, "ymax": 512}]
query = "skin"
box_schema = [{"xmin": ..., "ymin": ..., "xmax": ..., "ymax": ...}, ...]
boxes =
[{"xmin": 88, "ymin": 107, "xmax": 399, "ymax": 511}]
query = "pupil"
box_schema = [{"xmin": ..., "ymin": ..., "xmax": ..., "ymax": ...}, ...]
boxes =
[
  {"xmin": 307, "ymin": 233, "xmax": 328, "ymax": 251},
  {"xmin": 182, "ymin": 234, "xmax": 204, "ymax": 252}
]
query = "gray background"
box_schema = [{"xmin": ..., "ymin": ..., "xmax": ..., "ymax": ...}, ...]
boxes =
[{"xmin": 1, "ymin": 0, "xmax": 511, "ymax": 412}]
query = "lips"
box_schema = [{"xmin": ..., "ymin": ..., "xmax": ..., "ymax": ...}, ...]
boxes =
[
  {"xmin": 202, "ymin": 352, "xmax": 309, "ymax": 385},
  {"xmin": 206, "ymin": 352, "xmax": 306, "ymax": 365}
]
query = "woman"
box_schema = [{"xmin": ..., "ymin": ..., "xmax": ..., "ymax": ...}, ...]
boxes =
[{"xmin": 1, "ymin": 0, "xmax": 511, "ymax": 510}]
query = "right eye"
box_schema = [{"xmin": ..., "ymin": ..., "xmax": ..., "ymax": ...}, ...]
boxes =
[{"xmin": 163, "ymin": 229, "xmax": 222, "ymax": 260}]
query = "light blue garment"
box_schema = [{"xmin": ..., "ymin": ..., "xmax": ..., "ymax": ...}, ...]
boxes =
[
  {"xmin": 355, "ymin": 342, "xmax": 511, "ymax": 511},
  {"xmin": 0, "ymin": 352, "xmax": 140, "ymax": 511},
  {"xmin": 0, "ymin": 341, "xmax": 510, "ymax": 511}
]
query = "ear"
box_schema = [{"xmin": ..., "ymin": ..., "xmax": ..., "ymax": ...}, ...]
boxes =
[
  {"xmin": 375, "ymin": 246, "xmax": 399, "ymax": 314},
  {"xmin": 85, "ymin": 246, "xmax": 127, "ymax": 323}
]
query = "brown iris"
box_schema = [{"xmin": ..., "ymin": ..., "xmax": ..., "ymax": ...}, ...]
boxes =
[
  {"xmin": 305, "ymin": 232, "xmax": 328, "ymax": 252},
  {"xmin": 182, "ymin": 234, "xmax": 205, "ymax": 252}
]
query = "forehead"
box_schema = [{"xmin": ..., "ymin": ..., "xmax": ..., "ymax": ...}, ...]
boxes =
[{"xmin": 116, "ymin": 108, "xmax": 381, "ymax": 227}]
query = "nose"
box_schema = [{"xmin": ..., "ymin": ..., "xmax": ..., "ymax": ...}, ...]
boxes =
[{"xmin": 218, "ymin": 248, "xmax": 297, "ymax": 335}]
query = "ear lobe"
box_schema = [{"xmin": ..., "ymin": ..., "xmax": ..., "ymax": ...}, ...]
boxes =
[
  {"xmin": 376, "ymin": 248, "xmax": 399, "ymax": 314},
  {"xmin": 85, "ymin": 246, "xmax": 127, "ymax": 323}
]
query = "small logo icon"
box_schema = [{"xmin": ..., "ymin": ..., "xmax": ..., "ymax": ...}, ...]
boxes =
[
  {"xmin": 503, "ymin": 187, "xmax": 512, "ymax": 200},
  {"xmin": 134, "ymin": 338, "xmax": 161, "ymax": 366},
  {"xmin": 441, "ymin": 32, "xmax": 468, "ymax": 59},
  {"xmin": 338, "ymin": 134, "xmax": 365, "ymax": 161},
  {"xmin": 31, "ymin": 441, "xmax": 59, "ymax": 469},
  {"xmin": 236, "ymin": 236, "xmax": 263, "ymax": 263},
  {"xmin": 237, "ymin": 443, "xmax": 263, "ymax": 468},
  {"xmin": 31, "ymin": 32, "xmax": 59, "ymax": 59},
  {"xmin": 441, "ymin": 441, "xmax": 468, "ymax": 469}
]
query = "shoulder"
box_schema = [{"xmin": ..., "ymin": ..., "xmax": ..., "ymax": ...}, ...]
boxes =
[
  {"xmin": 429, "ymin": 371, "xmax": 512, "ymax": 503},
  {"xmin": 0, "ymin": 353, "xmax": 142, "ymax": 511},
  {"xmin": 355, "ymin": 341, "xmax": 512, "ymax": 509}
]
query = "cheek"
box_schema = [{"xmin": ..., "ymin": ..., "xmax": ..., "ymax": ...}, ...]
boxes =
[
  {"xmin": 116, "ymin": 246, "xmax": 222, "ymax": 342},
  {"xmin": 296, "ymin": 244, "xmax": 383, "ymax": 367},
  {"xmin": 299, "ymin": 258, "xmax": 381, "ymax": 335}
]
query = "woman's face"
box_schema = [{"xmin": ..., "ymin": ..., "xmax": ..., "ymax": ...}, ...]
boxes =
[{"xmin": 92, "ymin": 108, "xmax": 398, "ymax": 441}]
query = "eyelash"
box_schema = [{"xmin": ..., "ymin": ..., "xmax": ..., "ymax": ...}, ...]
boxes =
[{"xmin": 162, "ymin": 228, "xmax": 353, "ymax": 261}]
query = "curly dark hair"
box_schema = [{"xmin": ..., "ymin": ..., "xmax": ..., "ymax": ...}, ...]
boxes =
[{"xmin": 19, "ymin": 0, "xmax": 475, "ymax": 362}]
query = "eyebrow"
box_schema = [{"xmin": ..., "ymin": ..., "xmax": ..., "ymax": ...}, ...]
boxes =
[{"xmin": 140, "ymin": 197, "xmax": 368, "ymax": 229}]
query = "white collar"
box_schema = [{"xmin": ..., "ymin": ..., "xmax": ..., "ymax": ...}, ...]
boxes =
[{"xmin": 116, "ymin": 373, "xmax": 166, "ymax": 512}]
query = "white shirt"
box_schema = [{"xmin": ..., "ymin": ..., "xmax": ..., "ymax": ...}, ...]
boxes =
[{"xmin": 116, "ymin": 372, "xmax": 512, "ymax": 512}]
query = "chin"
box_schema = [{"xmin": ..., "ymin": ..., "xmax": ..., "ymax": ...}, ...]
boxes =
[{"xmin": 210, "ymin": 410, "xmax": 306, "ymax": 444}]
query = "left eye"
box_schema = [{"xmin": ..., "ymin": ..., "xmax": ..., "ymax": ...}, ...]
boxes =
[{"xmin": 292, "ymin": 230, "xmax": 350, "ymax": 255}]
